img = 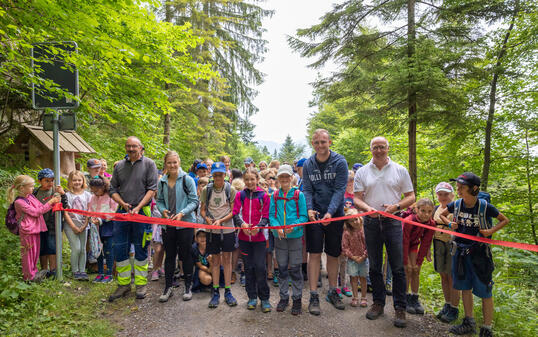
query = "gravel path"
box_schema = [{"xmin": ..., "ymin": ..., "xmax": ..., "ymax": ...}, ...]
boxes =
[{"xmin": 110, "ymin": 271, "xmax": 447, "ymax": 337}]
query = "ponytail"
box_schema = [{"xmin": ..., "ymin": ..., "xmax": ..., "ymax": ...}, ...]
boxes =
[{"xmin": 7, "ymin": 175, "xmax": 34, "ymax": 204}]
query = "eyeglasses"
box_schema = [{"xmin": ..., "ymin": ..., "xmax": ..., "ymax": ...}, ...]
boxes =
[
  {"xmin": 371, "ymin": 145, "xmax": 387, "ymax": 151},
  {"xmin": 269, "ymin": 177, "xmax": 276, "ymax": 180}
]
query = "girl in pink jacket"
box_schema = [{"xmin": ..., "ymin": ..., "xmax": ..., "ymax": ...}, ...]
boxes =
[{"xmin": 7, "ymin": 175, "xmax": 60, "ymax": 281}]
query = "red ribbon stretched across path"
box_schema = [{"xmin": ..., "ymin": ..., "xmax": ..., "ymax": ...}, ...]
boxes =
[{"xmin": 52, "ymin": 204, "xmax": 538, "ymax": 253}]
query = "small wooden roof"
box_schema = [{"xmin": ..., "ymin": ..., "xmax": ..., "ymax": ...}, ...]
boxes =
[{"xmin": 23, "ymin": 124, "xmax": 96, "ymax": 153}]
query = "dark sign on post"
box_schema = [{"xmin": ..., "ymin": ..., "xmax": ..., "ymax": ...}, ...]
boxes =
[{"xmin": 32, "ymin": 42, "xmax": 79, "ymax": 110}]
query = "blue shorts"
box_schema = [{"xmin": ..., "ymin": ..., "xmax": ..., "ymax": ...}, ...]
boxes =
[
  {"xmin": 39, "ymin": 231, "xmax": 56, "ymax": 256},
  {"xmin": 346, "ymin": 258, "xmax": 369, "ymax": 278},
  {"xmin": 452, "ymin": 252, "xmax": 493, "ymax": 298}
]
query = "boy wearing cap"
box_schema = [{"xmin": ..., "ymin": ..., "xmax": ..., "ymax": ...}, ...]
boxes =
[
  {"xmin": 440, "ymin": 172, "xmax": 509, "ymax": 337},
  {"xmin": 200, "ymin": 162, "xmax": 238, "ymax": 308},
  {"xmin": 85, "ymin": 159, "xmax": 102, "ymax": 188}
]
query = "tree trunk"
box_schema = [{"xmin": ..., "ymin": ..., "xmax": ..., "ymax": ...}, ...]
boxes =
[
  {"xmin": 481, "ymin": 0, "xmax": 519, "ymax": 191},
  {"xmin": 524, "ymin": 129, "xmax": 537, "ymax": 245},
  {"xmin": 407, "ymin": 0, "xmax": 417, "ymax": 191},
  {"xmin": 162, "ymin": 2, "xmax": 173, "ymax": 146}
]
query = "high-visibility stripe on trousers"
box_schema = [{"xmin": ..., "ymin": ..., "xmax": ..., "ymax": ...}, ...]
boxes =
[
  {"xmin": 134, "ymin": 258, "xmax": 148, "ymax": 285},
  {"xmin": 116, "ymin": 259, "xmax": 131, "ymax": 286}
]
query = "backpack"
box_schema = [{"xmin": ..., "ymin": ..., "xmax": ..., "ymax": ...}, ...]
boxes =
[
  {"xmin": 160, "ymin": 175, "xmax": 197, "ymax": 213},
  {"xmin": 5, "ymin": 197, "xmax": 26, "ymax": 235},
  {"xmin": 477, "ymin": 191, "xmax": 493, "ymax": 227},
  {"xmin": 205, "ymin": 182, "xmax": 232, "ymax": 215},
  {"xmin": 273, "ymin": 189, "xmax": 301, "ymax": 218},
  {"xmin": 453, "ymin": 198, "xmax": 490, "ymax": 232},
  {"xmin": 239, "ymin": 189, "xmax": 264, "ymax": 208}
]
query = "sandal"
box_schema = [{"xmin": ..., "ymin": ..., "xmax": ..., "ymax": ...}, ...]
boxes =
[
  {"xmin": 351, "ymin": 297, "xmax": 359, "ymax": 307},
  {"xmin": 360, "ymin": 297, "xmax": 368, "ymax": 307}
]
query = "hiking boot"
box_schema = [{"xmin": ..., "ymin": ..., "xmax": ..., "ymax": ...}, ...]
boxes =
[
  {"xmin": 247, "ymin": 298, "xmax": 257, "ymax": 310},
  {"xmin": 159, "ymin": 287, "xmax": 173, "ymax": 303},
  {"xmin": 414, "ymin": 295, "xmax": 424, "ymax": 315},
  {"xmin": 394, "ymin": 308, "xmax": 407, "ymax": 328},
  {"xmin": 366, "ymin": 302, "xmax": 384, "ymax": 320},
  {"xmin": 208, "ymin": 289, "xmax": 220, "ymax": 308},
  {"xmin": 135, "ymin": 284, "xmax": 147, "ymax": 299},
  {"xmin": 450, "ymin": 317, "xmax": 476, "ymax": 335},
  {"xmin": 108, "ymin": 284, "xmax": 131, "ymax": 302},
  {"xmin": 326, "ymin": 289, "xmax": 345, "ymax": 310},
  {"xmin": 276, "ymin": 298, "xmax": 289, "ymax": 312},
  {"xmin": 437, "ymin": 303, "xmax": 450, "ymax": 319},
  {"xmin": 291, "ymin": 298, "xmax": 302, "ymax": 315},
  {"xmin": 441, "ymin": 306, "xmax": 459, "ymax": 323},
  {"xmin": 261, "ymin": 300, "xmax": 272, "ymax": 313},
  {"xmin": 479, "ymin": 327, "xmax": 493, "ymax": 337},
  {"xmin": 308, "ymin": 293, "xmax": 321, "ymax": 316},
  {"xmin": 406, "ymin": 294, "xmax": 416, "ymax": 314},
  {"xmin": 224, "ymin": 291, "xmax": 238, "ymax": 307}
]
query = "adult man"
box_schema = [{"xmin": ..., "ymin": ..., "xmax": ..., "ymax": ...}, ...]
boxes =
[
  {"xmin": 108, "ymin": 136, "xmax": 159, "ymax": 301},
  {"xmin": 302, "ymin": 129, "xmax": 348, "ymax": 315},
  {"xmin": 353, "ymin": 136, "xmax": 415, "ymax": 328}
]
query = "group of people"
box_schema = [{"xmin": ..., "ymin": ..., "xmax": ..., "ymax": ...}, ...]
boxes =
[{"xmin": 6, "ymin": 130, "xmax": 509, "ymax": 337}]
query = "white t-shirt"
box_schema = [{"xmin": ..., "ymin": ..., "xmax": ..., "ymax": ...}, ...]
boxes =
[
  {"xmin": 353, "ymin": 158, "xmax": 414, "ymax": 212},
  {"xmin": 66, "ymin": 191, "xmax": 92, "ymax": 228}
]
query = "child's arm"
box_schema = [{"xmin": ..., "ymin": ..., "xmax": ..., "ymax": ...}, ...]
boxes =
[
  {"xmin": 416, "ymin": 227, "xmax": 435, "ymax": 266},
  {"xmin": 15, "ymin": 196, "xmax": 58, "ymax": 218},
  {"xmin": 479, "ymin": 212, "xmax": 509, "ymax": 237},
  {"xmin": 440, "ymin": 207, "xmax": 458, "ymax": 230},
  {"xmin": 63, "ymin": 211, "xmax": 80, "ymax": 233},
  {"xmin": 195, "ymin": 261, "xmax": 210, "ymax": 273}
]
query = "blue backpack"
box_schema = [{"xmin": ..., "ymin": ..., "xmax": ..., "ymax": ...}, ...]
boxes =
[{"xmin": 453, "ymin": 192, "xmax": 492, "ymax": 234}]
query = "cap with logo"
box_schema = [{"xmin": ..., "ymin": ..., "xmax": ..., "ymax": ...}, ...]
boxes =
[
  {"xmin": 196, "ymin": 163, "xmax": 208, "ymax": 171},
  {"xmin": 87, "ymin": 158, "xmax": 102, "ymax": 169},
  {"xmin": 211, "ymin": 162, "xmax": 227, "ymax": 174},
  {"xmin": 244, "ymin": 157, "xmax": 254, "ymax": 164},
  {"xmin": 435, "ymin": 182, "xmax": 454, "ymax": 194},
  {"xmin": 450, "ymin": 172, "xmax": 481, "ymax": 187}
]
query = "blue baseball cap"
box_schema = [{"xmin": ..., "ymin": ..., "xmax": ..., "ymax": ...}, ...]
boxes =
[
  {"xmin": 37, "ymin": 168, "xmax": 54, "ymax": 180},
  {"xmin": 244, "ymin": 157, "xmax": 254, "ymax": 164},
  {"xmin": 296, "ymin": 158, "xmax": 307, "ymax": 167},
  {"xmin": 211, "ymin": 162, "xmax": 227, "ymax": 174},
  {"xmin": 352, "ymin": 163, "xmax": 363, "ymax": 171},
  {"xmin": 196, "ymin": 163, "xmax": 208, "ymax": 171}
]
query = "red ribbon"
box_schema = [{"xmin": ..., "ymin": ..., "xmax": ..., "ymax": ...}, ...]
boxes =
[{"xmin": 52, "ymin": 204, "xmax": 538, "ymax": 252}]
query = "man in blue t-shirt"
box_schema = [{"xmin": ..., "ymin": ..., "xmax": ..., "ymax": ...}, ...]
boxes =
[{"xmin": 440, "ymin": 172, "xmax": 509, "ymax": 337}]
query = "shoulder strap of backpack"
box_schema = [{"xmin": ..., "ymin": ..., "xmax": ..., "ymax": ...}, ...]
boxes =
[
  {"xmin": 454, "ymin": 199, "xmax": 462, "ymax": 224},
  {"xmin": 240, "ymin": 189, "xmax": 247, "ymax": 205},
  {"xmin": 273, "ymin": 189, "xmax": 280, "ymax": 218},
  {"xmin": 182, "ymin": 176, "xmax": 189, "ymax": 196},
  {"xmin": 478, "ymin": 198, "xmax": 488, "ymax": 230},
  {"xmin": 224, "ymin": 182, "xmax": 231, "ymax": 204},
  {"xmin": 293, "ymin": 189, "xmax": 301, "ymax": 218},
  {"xmin": 205, "ymin": 183, "xmax": 214, "ymax": 213}
]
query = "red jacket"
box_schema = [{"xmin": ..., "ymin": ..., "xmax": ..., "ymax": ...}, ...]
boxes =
[
  {"xmin": 403, "ymin": 214, "xmax": 435, "ymax": 266},
  {"xmin": 232, "ymin": 187, "xmax": 270, "ymax": 242}
]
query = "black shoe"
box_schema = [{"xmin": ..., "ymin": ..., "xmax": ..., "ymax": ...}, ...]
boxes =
[
  {"xmin": 326, "ymin": 289, "xmax": 345, "ymax": 310},
  {"xmin": 479, "ymin": 327, "xmax": 493, "ymax": 337},
  {"xmin": 414, "ymin": 294, "xmax": 424, "ymax": 315},
  {"xmin": 437, "ymin": 303, "xmax": 450, "ymax": 319},
  {"xmin": 291, "ymin": 298, "xmax": 302, "ymax": 315},
  {"xmin": 441, "ymin": 306, "xmax": 459, "ymax": 323},
  {"xmin": 406, "ymin": 294, "xmax": 416, "ymax": 314},
  {"xmin": 450, "ymin": 317, "xmax": 476, "ymax": 335},
  {"xmin": 276, "ymin": 298, "xmax": 289, "ymax": 312},
  {"xmin": 308, "ymin": 293, "xmax": 321, "ymax": 316}
]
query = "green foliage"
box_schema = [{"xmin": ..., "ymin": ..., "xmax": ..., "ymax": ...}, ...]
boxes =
[{"xmin": 278, "ymin": 135, "xmax": 305, "ymax": 164}]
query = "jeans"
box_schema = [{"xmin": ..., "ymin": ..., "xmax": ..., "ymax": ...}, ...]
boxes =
[
  {"xmin": 163, "ymin": 228, "xmax": 194, "ymax": 289},
  {"xmin": 364, "ymin": 216, "xmax": 406, "ymax": 309},
  {"xmin": 274, "ymin": 237, "xmax": 303, "ymax": 300},
  {"xmin": 97, "ymin": 236, "xmax": 114, "ymax": 276},
  {"xmin": 239, "ymin": 240, "xmax": 269, "ymax": 301}
]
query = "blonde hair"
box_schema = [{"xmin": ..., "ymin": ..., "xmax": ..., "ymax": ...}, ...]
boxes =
[
  {"xmin": 269, "ymin": 160, "xmax": 280, "ymax": 169},
  {"xmin": 7, "ymin": 175, "xmax": 35, "ymax": 204},
  {"xmin": 231, "ymin": 178, "xmax": 245, "ymax": 191},
  {"xmin": 344, "ymin": 207, "xmax": 363, "ymax": 231},
  {"xmin": 416, "ymin": 198, "xmax": 434, "ymax": 210},
  {"xmin": 348, "ymin": 170, "xmax": 355, "ymax": 181},
  {"xmin": 67, "ymin": 170, "xmax": 87, "ymax": 190},
  {"xmin": 163, "ymin": 150, "xmax": 180, "ymax": 168}
]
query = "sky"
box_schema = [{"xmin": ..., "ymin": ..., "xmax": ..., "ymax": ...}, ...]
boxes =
[{"xmin": 251, "ymin": 0, "xmax": 338, "ymax": 148}]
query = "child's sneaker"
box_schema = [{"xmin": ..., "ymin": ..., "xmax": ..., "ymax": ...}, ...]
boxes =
[
  {"xmin": 449, "ymin": 317, "xmax": 476, "ymax": 335},
  {"xmin": 326, "ymin": 288, "xmax": 345, "ymax": 310},
  {"xmin": 208, "ymin": 289, "xmax": 220, "ymax": 308},
  {"xmin": 224, "ymin": 290, "xmax": 238, "ymax": 307},
  {"xmin": 441, "ymin": 306, "xmax": 459, "ymax": 323},
  {"xmin": 335, "ymin": 287, "xmax": 343, "ymax": 299},
  {"xmin": 273, "ymin": 271, "xmax": 279, "ymax": 287},
  {"xmin": 159, "ymin": 287, "xmax": 173, "ymax": 303},
  {"xmin": 79, "ymin": 272, "xmax": 89, "ymax": 281},
  {"xmin": 102, "ymin": 275, "xmax": 113, "ymax": 283},
  {"xmin": 240, "ymin": 273, "xmax": 246, "ymax": 287},
  {"xmin": 73, "ymin": 272, "xmax": 81, "ymax": 280},
  {"xmin": 479, "ymin": 327, "xmax": 493, "ymax": 337},
  {"xmin": 291, "ymin": 298, "xmax": 302, "ymax": 315},
  {"xmin": 247, "ymin": 298, "xmax": 257, "ymax": 310},
  {"xmin": 261, "ymin": 300, "xmax": 272, "ymax": 313},
  {"xmin": 93, "ymin": 274, "xmax": 104, "ymax": 283},
  {"xmin": 437, "ymin": 303, "xmax": 450, "ymax": 319},
  {"xmin": 308, "ymin": 293, "xmax": 321, "ymax": 316},
  {"xmin": 341, "ymin": 287, "xmax": 352, "ymax": 297},
  {"xmin": 151, "ymin": 270, "xmax": 159, "ymax": 281},
  {"xmin": 276, "ymin": 298, "xmax": 289, "ymax": 312}
]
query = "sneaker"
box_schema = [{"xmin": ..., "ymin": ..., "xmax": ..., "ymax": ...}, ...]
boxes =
[
  {"xmin": 326, "ymin": 289, "xmax": 345, "ymax": 310},
  {"xmin": 208, "ymin": 289, "xmax": 220, "ymax": 308},
  {"xmin": 261, "ymin": 300, "xmax": 272, "ymax": 313},
  {"xmin": 449, "ymin": 317, "xmax": 476, "ymax": 335},
  {"xmin": 414, "ymin": 294, "xmax": 424, "ymax": 315},
  {"xmin": 276, "ymin": 298, "xmax": 289, "ymax": 312},
  {"xmin": 291, "ymin": 298, "xmax": 302, "ymax": 315},
  {"xmin": 366, "ymin": 302, "xmax": 384, "ymax": 320},
  {"xmin": 437, "ymin": 303, "xmax": 450, "ymax": 319},
  {"xmin": 406, "ymin": 294, "xmax": 416, "ymax": 314},
  {"xmin": 183, "ymin": 286, "xmax": 192, "ymax": 301},
  {"xmin": 151, "ymin": 270, "xmax": 159, "ymax": 281},
  {"xmin": 335, "ymin": 287, "xmax": 343, "ymax": 299},
  {"xmin": 159, "ymin": 287, "xmax": 173, "ymax": 302},
  {"xmin": 108, "ymin": 284, "xmax": 131, "ymax": 302},
  {"xmin": 224, "ymin": 291, "xmax": 238, "ymax": 307},
  {"xmin": 308, "ymin": 293, "xmax": 321, "ymax": 316},
  {"xmin": 247, "ymin": 298, "xmax": 257, "ymax": 310},
  {"xmin": 79, "ymin": 272, "xmax": 90, "ymax": 281},
  {"xmin": 394, "ymin": 308, "xmax": 407, "ymax": 328},
  {"xmin": 240, "ymin": 273, "xmax": 246, "ymax": 287},
  {"xmin": 135, "ymin": 284, "xmax": 147, "ymax": 299},
  {"xmin": 72, "ymin": 272, "xmax": 81, "ymax": 280},
  {"xmin": 386, "ymin": 282, "xmax": 393, "ymax": 296},
  {"xmin": 341, "ymin": 287, "xmax": 352, "ymax": 297},
  {"xmin": 479, "ymin": 327, "xmax": 493, "ymax": 337},
  {"xmin": 93, "ymin": 274, "xmax": 104, "ymax": 283},
  {"xmin": 273, "ymin": 274, "xmax": 279, "ymax": 287},
  {"xmin": 102, "ymin": 275, "xmax": 113, "ymax": 283},
  {"xmin": 441, "ymin": 306, "xmax": 459, "ymax": 323}
]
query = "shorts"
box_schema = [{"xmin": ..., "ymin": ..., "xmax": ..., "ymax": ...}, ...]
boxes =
[
  {"xmin": 305, "ymin": 220, "xmax": 344, "ymax": 257},
  {"xmin": 207, "ymin": 232, "xmax": 236, "ymax": 254},
  {"xmin": 39, "ymin": 231, "xmax": 56, "ymax": 256},
  {"xmin": 346, "ymin": 258, "xmax": 369, "ymax": 278},
  {"xmin": 434, "ymin": 239, "xmax": 452, "ymax": 274},
  {"xmin": 452, "ymin": 251, "xmax": 493, "ymax": 298}
]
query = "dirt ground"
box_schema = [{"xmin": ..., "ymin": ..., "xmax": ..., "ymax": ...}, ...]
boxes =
[{"xmin": 109, "ymin": 270, "xmax": 448, "ymax": 337}]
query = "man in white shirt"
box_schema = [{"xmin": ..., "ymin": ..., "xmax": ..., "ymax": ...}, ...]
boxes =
[{"xmin": 353, "ymin": 136, "xmax": 415, "ymax": 328}]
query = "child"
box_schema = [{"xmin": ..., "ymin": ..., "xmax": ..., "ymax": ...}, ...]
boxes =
[
  {"xmin": 191, "ymin": 230, "xmax": 212, "ymax": 292},
  {"xmin": 8, "ymin": 175, "xmax": 60, "ymax": 281},
  {"xmin": 433, "ymin": 182, "xmax": 460, "ymax": 323},
  {"xmin": 403, "ymin": 198, "xmax": 435, "ymax": 315},
  {"xmin": 64, "ymin": 170, "xmax": 92, "ymax": 280},
  {"xmin": 86, "ymin": 176, "xmax": 117, "ymax": 283},
  {"xmin": 441, "ymin": 173, "xmax": 509, "ymax": 337},
  {"xmin": 337, "ymin": 170, "xmax": 356, "ymax": 298},
  {"xmin": 269, "ymin": 164, "xmax": 308, "ymax": 315},
  {"xmin": 230, "ymin": 177, "xmax": 245, "ymax": 285},
  {"xmin": 200, "ymin": 162, "xmax": 238, "ymax": 308},
  {"xmin": 99, "ymin": 159, "xmax": 112, "ymax": 178},
  {"xmin": 34, "ymin": 168, "xmax": 67, "ymax": 278},
  {"xmin": 341, "ymin": 208, "xmax": 368, "ymax": 307},
  {"xmin": 232, "ymin": 168, "xmax": 271, "ymax": 312}
]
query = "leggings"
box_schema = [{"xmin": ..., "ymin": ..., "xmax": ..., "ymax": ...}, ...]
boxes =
[
  {"xmin": 64, "ymin": 226, "xmax": 87, "ymax": 273},
  {"xmin": 163, "ymin": 228, "xmax": 194, "ymax": 289}
]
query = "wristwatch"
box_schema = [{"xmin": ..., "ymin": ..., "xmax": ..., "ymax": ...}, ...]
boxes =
[{"xmin": 396, "ymin": 204, "xmax": 401, "ymax": 210}]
